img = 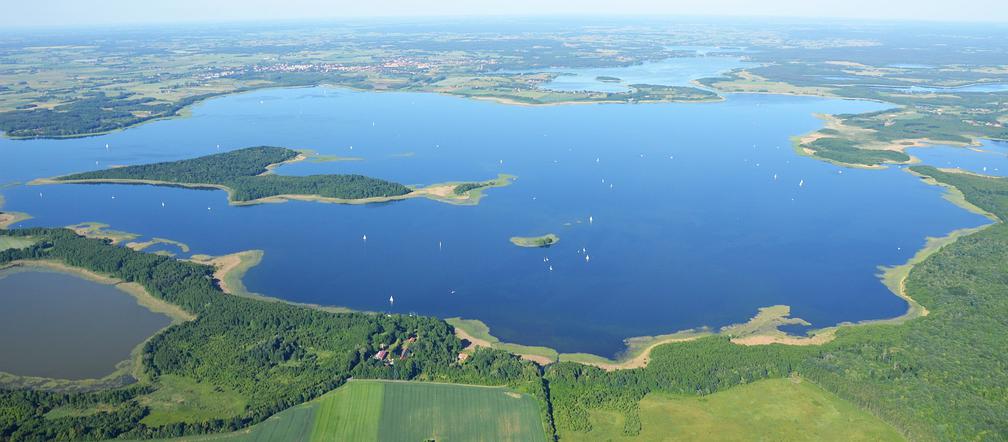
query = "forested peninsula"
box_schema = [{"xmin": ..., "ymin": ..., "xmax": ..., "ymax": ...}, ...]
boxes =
[
  {"xmin": 43, "ymin": 146, "xmax": 410, "ymax": 203},
  {"xmin": 2, "ymin": 166, "xmax": 1007, "ymax": 440}
]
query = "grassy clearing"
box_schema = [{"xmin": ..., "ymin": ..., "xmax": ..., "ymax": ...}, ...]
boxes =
[
  {"xmin": 127, "ymin": 237, "xmax": 191, "ymax": 254},
  {"xmin": 0, "ymin": 236, "xmax": 36, "ymax": 251},
  {"xmin": 67, "ymin": 222, "xmax": 139, "ymax": 245},
  {"xmin": 563, "ymin": 377, "xmax": 903, "ymax": 441},
  {"xmin": 139, "ymin": 375, "xmax": 248, "ymax": 427}
]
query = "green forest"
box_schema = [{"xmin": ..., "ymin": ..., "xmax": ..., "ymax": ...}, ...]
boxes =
[
  {"xmin": 0, "ymin": 92, "xmax": 218, "ymax": 139},
  {"xmin": 54, "ymin": 147, "xmax": 412, "ymax": 202},
  {"xmin": 1, "ymin": 166, "xmax": 1006, "ymax": 441}
]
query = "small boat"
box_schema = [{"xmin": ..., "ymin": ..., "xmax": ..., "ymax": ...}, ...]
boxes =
[
  {"xmin": 589, "ymin": 216, "xmax": 593, "ymax": 224},
  {"xmin": 799, "ymin": 179, "xmax": 805, "ymax": 187},
  {"xmin": 362, "ymin": 234, "xmax": 367, "ymax": 241}
]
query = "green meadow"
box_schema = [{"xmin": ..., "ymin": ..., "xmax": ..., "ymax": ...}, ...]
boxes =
[{"xmin": 563, "ymin": 377, "xmax": 903, "ymax": 441}]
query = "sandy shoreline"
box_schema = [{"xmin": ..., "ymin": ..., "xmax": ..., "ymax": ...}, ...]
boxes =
[{"xmin": 0, "ymin": 212, "xmax": 31, "ymax": 229}]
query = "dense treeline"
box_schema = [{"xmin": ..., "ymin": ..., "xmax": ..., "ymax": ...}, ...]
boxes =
[
  {"xmin": 453, "ymin": 182, "xmax": 487, "ymax": 195},
  {"xmin": 0, "ymin": 92, "xmax": 217, "ymax": 139},
  {"xmin": 56, "ymin": 146, "xmax": 412, "ymax": 202}
]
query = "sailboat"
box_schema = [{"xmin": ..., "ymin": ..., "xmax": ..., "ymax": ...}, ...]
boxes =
[
  {"xmin": 585, "ymin": 255, "xmax": 590, "ymax": 263},
  {"xmin": 589, "ymin": 215, "xmax": 593, "ymax": 224},
  {"xmin": 799, "ymin": 179, "xmax": 805, "ymax": 187},
  {"xmin": 362, "ymin": 234, "xmax": 367, "ymax": 242},
  {"xmin": 389, "ymin": 295, "xmax": 394, "ymax": 305},
  {"xmin": 161, "ymin": 201, "xmax": 165, "ymax": 207}
]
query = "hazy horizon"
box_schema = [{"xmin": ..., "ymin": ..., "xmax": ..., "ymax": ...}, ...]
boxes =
[{"xmin": 5, "ymin": 0, "xmax": 1008, "ymax": 29}]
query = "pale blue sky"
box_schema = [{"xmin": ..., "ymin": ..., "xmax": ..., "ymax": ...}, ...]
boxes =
[{"xmin": 7, "ymin": 0, "xmax": 1007, "ymax": 28}]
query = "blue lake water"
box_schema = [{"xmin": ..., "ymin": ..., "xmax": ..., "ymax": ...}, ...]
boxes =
[
  {"xmin": 908, "ymin": 140, "xmax": 1008, "ymax": 177},
  {"xmin": 882, "ymin": 83, "xmax": 1008, "ymax": 94},
  {"xmin": 0, "ymin": 87, "xmax": 992, "ymax": 357},
  {"xmin": 534, "ymin": 56, "xmax": 754, "ymax": 93}
]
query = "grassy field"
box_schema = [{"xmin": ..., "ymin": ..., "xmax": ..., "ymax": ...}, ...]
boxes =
[
  {"xmin": 562, "ymin": 377, "xmax": 903, "ymax": 441},
  {"xmin": 163, "ymin": 380, "xmax": 545, "ymax": 441},
  {"xmin": 371, "ymin": 381, "xmax": 545, "ymax": 442},
  {"xmin": 154, "ymin": 402, "xmax": 316, "ymax": 442},
  {"xmin": 139, "ymin": 375, "xmax": 248, "ymax": 427},
  {"xmin": 310, "ymin": 380, "xmax": 383, "ymax": 440}
]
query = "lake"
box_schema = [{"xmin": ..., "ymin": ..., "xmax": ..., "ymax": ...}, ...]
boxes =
[
  {"xmin": 0, "ymin": 268, "xmax": 172, "ymax": 379},
  {"xmin": 0, "ymin": 85, "xmax": 992, "ymax": 358},
  {"xmin": 908, "ymin": 140, "xmax": 1008, "ymax": 177},
  {"xmin": 532, "ymin": 54, "xmax": 753, "ymax": 93}
]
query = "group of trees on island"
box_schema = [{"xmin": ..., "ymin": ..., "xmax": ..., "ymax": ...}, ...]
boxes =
[
  {"xmin": 2, "ymin": 166, "xmax": 1008, "ymax": 441},
  {"xmin": 57, "ymin": 146, "xmax": 413, "ymax": 202},
  {"xmin": 453, "ymin": 181, "xmax": 489, "ymax": 195}
]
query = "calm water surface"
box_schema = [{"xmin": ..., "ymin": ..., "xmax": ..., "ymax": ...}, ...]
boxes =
[
  {"xmin": 909, "ymin": 140, "xmax": 1008, "ymax": 177},
  {"xmin": 0, "ymin": 269, "xmax": 171, "ymax": 379},
  {"xmin": 534, "ymin": 55, "xmax": 753, "ymax": 93},
  {"xmin": 0, "ymin": 86, "xmax": 992, "ymax": 357}
]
